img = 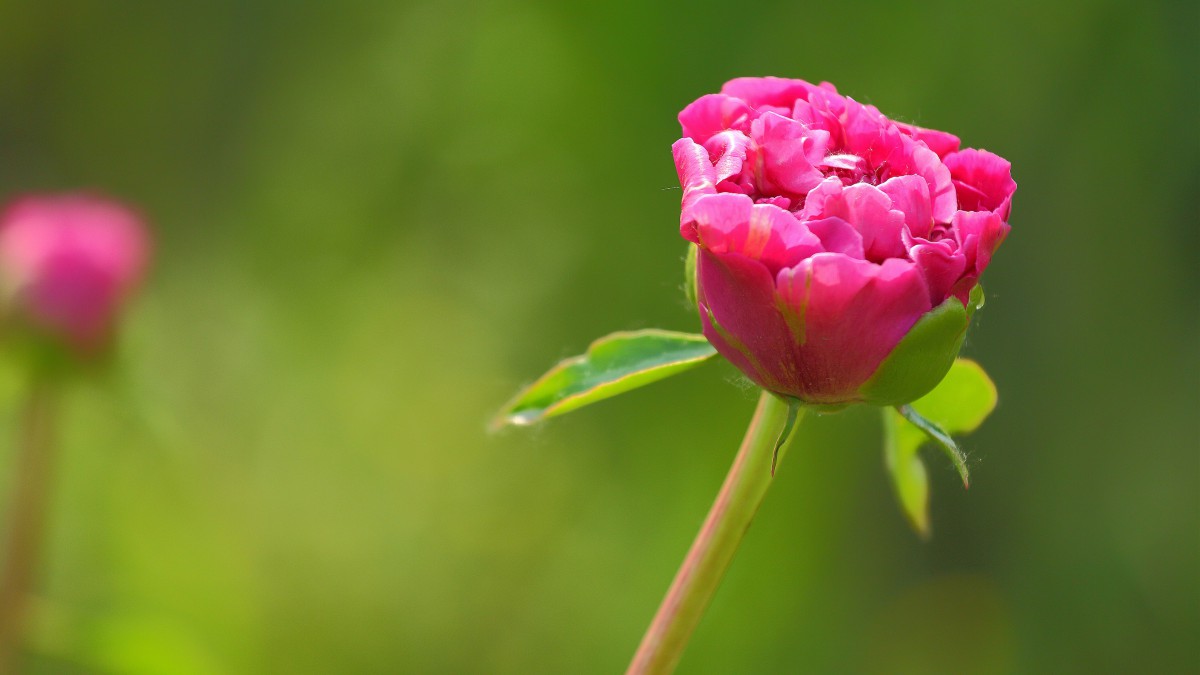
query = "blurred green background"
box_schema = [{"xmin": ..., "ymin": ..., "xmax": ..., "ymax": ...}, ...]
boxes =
[{"xmin": 0, "ymin": 0, "xmax": 1196, "ymax": 673}]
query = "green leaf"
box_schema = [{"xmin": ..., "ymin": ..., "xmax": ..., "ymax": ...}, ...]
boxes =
[
  {"xmin": 491, "ymin": 329, "xmax": 717, "ymax": 430},
  {"xmin": 907, "ymin": 356, "xmax": 997, "ymax": 435},
  {"xmin": 883, "ymin": 357, "xmax": 998, "ymax": 537},
  {"xmin": 883, "ymin": 409, "xmax": 931, "ymax": 538}
]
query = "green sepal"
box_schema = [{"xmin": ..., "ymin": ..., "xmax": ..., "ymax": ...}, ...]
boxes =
[
  {"xmin": 491, "ymin": 329, "xmax": 717, "ymax": 430},
  {"xmin": 882, "ymin": 357, "xmax": 998, "ymax": 537},
  {"xmin": 771, "ymin": 396, "xmax": 803, "ymax": 475},
  {"xmin": 858, "ymin": 285, "xmax": 984, "ymax": 406},
  {"xmin": 684, "ymin": 243, "xmax": 699, "ymax": 308}
]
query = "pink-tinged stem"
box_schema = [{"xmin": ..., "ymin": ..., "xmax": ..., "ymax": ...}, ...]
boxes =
[
  {"xmin": 626, "ymin": 390, "xmax": 802, "ymax": 675},
  {"xmin": 0, "ymin": 378, "xmax": 57, "ymax": 672}
]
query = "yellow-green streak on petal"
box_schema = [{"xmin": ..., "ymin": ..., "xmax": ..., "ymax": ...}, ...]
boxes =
[
  {"xmin": 702, "ymin": 304, "xmax": 773, "ymax": 388},
  {"xmin": 743, "ymin": 208, "xmax": 771, "ymax": 258},
  {"xmin": 776, "ymin": 265, "xmax": 812, "ymax": 347}
]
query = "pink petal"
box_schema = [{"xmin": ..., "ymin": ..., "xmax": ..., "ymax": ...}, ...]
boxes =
[
  {"xmin": 720, "ymin": 77, "xmax": 822, "ymax": 110},
  {"xmin": 951, "ymin": 209, "xmax": 1010, "ymax": 278},
  {"xmin": 839, "ymin": 100, "xmax": 893, "ymax": 157},
  {"xmin": 703, "ymin": 130, "xmax": 751, "ymax": 183},
  {"xmin": 696, "ymin": 248, "xmax": 800, "ymax": 394},
  {"xmin": 903, "ymin": 139, "xmax": 958, "ymax": 224},
  {"xmin": 748, "ymin": 112, "xmax": 829, "ymax": 196},
  {"xmin": 754, "ymin": 196, "xmax": 792, "ymax": 209},
  {"xmin": 835, "ymin": 120, "xmax": 955, "ymax": 223},
  {"xmin": 775, "ymin": 254, "xmax": 932, "ymax": 403},
  {"xmin": 791, "ymin": 87, "xmax": 850, "ymax": 146},
  {"xmin": 802, "ymin": 182, "xmax": 906, "ymax": 262},
  {"xmin": 678, "ymin": 94, "xmax": 753, "ymax": 144},
  {"xmin": 878, "ymin": 175, "xmax": 934, "ymax": 238},
  {"xmin": 805, "ymin": 216, "xmax": 864, "ymax": 258},
  {"xmin": 798, "ymin": 177, "xmax": 845, "ymax": 221},
  {"xmin": 673, "ymin": 138, "xmax": 718, "ymax": 238},
  {"xmin": 894, "ymin": 121, "xmax": 961, "ymax": 158},
  {"xmin": 691, "ymin": 194, "xmax": 822, "ymax": 273},
  {"xmin": 944, "ymin": 148, "xmax": 1017, "ymax": 218},
  {"xmin": 906, "ymin": 238, "xmax": 967, "ymax": 305},
  {"xmin": 690, "ymin": 192, "xmax": 754, "ymax": 247}
]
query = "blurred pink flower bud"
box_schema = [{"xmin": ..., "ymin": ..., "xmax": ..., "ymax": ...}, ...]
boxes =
[
  {"xmin": 675, "ymin": 77, "xmax": 1014, "ymax": 406},
  {"xmin": 0, "ymin": 194, "xmax": 150, "ymax": 356}
]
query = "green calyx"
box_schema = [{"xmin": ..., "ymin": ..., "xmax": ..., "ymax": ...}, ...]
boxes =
[
  {"xmin": 858, "ymin": 285, "xmax": 985, "ymax": 406},
  {"xmin": 684, "ymin": 243, "xmax": 699, "ymax": 307}
]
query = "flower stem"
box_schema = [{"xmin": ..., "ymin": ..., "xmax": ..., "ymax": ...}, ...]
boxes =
[
  {"xmin": 626, "ymin": 390, "xmax": 803, "ymax": 675},
  {"xmin": 0, "ymin": 377, "xmax": 58, "ymax": 672}
]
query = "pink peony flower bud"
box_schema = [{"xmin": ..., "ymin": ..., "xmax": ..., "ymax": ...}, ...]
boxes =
[
  {"xmin": 0, "ymin": 194, "xmax": 150, "ymax": 356},
  {"xmin": 675, "ymin": 77, "xmax": 1014, "ymax": 406}
]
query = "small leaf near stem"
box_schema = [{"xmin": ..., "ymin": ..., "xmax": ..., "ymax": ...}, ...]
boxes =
[
  {"xmin": 883, "ymin": 408, "xmax": 932, "ymax": 538},
  {"xmin": 491, "ymin": 329, "xmax": 716, "ymax": 431},
  {"xmin": 626, "ymin": 391, "xmax": 803, "ymax": 675},
  {"xmin": 882, "ymin": 358, "xmax": 998, "ymax": 536}
]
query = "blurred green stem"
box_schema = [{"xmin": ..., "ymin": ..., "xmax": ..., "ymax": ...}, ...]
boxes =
[
  {"xmin": 0, "ymin": 377, "xmax": 58, "ymax": 672},
  {"xmin": 626, "ymin": 391, "xmax": 802, "ymax": 675}
]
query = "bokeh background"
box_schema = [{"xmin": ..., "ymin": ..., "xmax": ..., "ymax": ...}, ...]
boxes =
[{"xmin": 0, "ymin": 0, "xmax": 1196, "ymax": 673}]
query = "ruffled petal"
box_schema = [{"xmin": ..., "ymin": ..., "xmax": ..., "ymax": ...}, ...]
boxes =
[
  {"xmin": 673, "ymin": 137, "xmax": 718, "ymax": 239},
  {"xmin": 902, "ymin": 138, "xmax": 958, "ymax": 224},
  {"xmin": 944, "ymin": 148, "xmax": 1017, "ymax": 219},
  {"xmin": 825, "ymin": 115, "xmax": 957, "ymax": 226},
  {"xmin": 748, "ymin": 112, "xmax": 829, "ymax": 197},
  {"xmin": 703, "ymin": 130, "xmax": 751, "ymax": 184},
  {"xmin": 948, "ymin": 209, "xmax": 1010, "ymax": 302},
  {"xmin": 720, "ymin": 76, "xmax": 823, "ymax": 110},
  {"xmin": 678, "ymin": 94, "xmax": 753, "ymax": 144},
  {"xmin": 839, "ymin": 100, "xmax": 894, "ymax": 157},
  {"xmin": 775, "ymin": 254, "xmax": 932, "ymax": 403},
  {"xmin": 798, "ymin": 177, "xmax": 844, "ymax": 220},
  {"xmin": 878, "ymin": 175, "xmax": 934, "ymax": 239},
  {"xmin": 894, "ymin": 121, "xmax": 961, "ymax": 158},
  {"xmin": 906, "ymin": 238, "xmax": 967, "ymax": 305},
  {"xmin": 800, "ymin": 182, "xmax": 906, "ymax": 262},
  {"xmin": 791, "ymin": 87, "xmax": 853, "ymax": 147},
  {"xmin": 952, "ymin": 209, "xmax": 1009, "ymax": 274}
]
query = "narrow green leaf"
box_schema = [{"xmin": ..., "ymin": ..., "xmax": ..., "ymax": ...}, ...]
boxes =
[
  {"xmin": 882, "ymin": 357, "xmax": 998, "ymax": 536},
  {"xmin": 491, "ymin": 329, "xmax": 717, "ymax": 430},
  {"xmin": 899, "ymin": 404, "xmax": 970, "ymax": 488}
]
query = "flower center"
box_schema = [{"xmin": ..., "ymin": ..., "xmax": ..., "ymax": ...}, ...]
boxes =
[{"xmin": 820, "ymin": 154, "xmax": 889, "ymax": 187}]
